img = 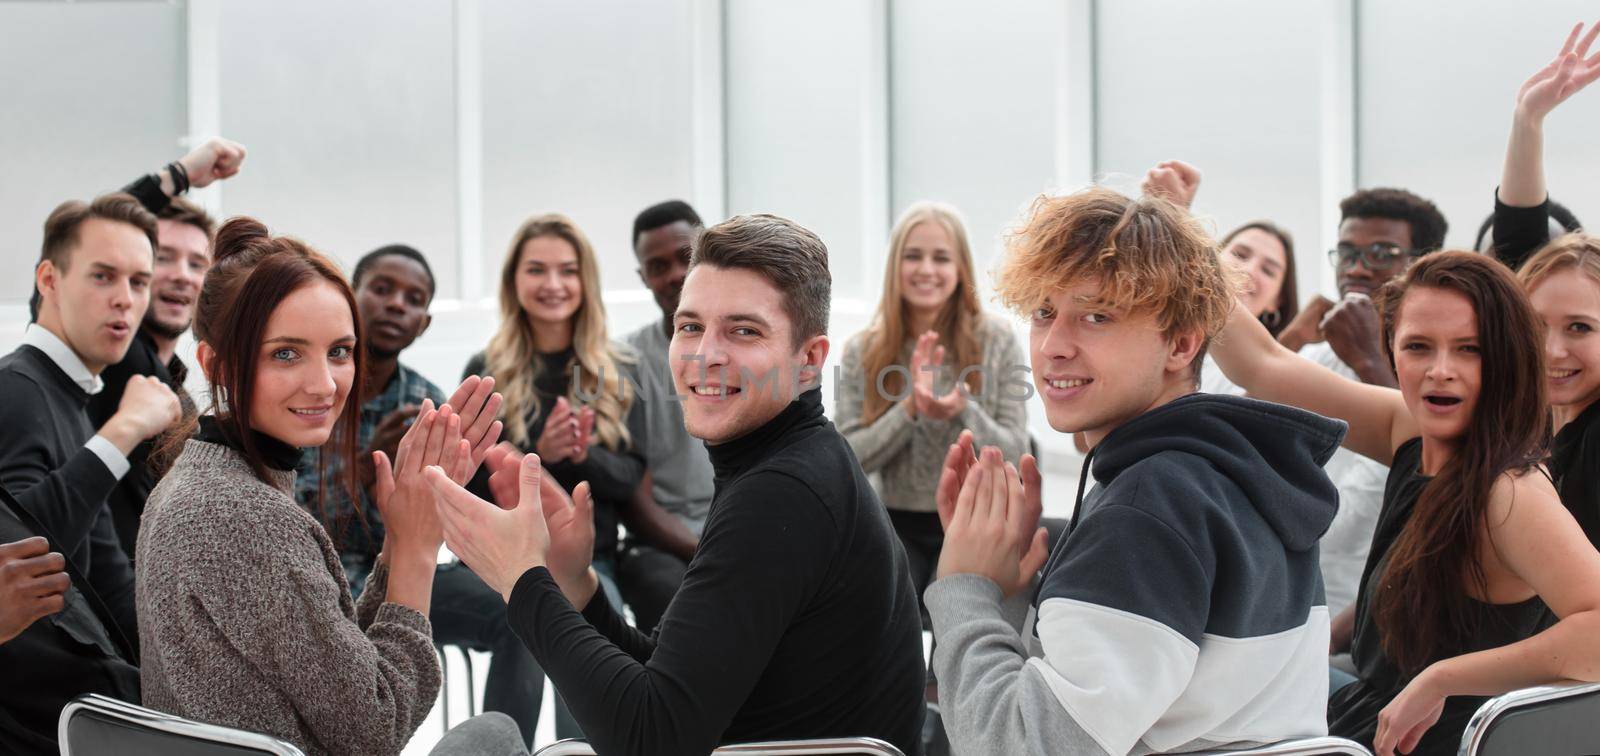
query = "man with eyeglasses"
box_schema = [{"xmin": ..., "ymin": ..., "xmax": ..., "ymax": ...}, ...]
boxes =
[{"xmin": 1276, "ymin": 187, "xmax": 1448, "ymax": 689}]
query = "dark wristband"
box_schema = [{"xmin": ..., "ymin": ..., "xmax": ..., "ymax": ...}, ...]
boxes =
[{"xmin": 166, "ymin": 161, "xmax": 190, "ymax": 195}]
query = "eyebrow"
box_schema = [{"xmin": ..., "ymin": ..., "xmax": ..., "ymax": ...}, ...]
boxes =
[
  {"xmin": 263, "ymin": 335, "xmax": 356, "ymax": 346},
  {"xmin": 672, "ymin": 310, "xmax": 773, "ymax": 330}
]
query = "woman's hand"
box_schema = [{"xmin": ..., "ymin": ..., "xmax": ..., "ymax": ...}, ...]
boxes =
[
  {"xmin": 1374, "ymin": 667, "xmax": 1447, "ymax": 756},
  {"xmin": 535, "ymin": 396, "xmax": 581, "ymax": 464},
  {"xmin": 373, "ymin": 401, "xmax": 471, "ymax": 559},
  {"xmin": 442, "ymin": 376, "xmax": 505, "ymax": 482}
]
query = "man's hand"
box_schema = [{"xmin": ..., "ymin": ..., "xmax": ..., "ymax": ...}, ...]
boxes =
[
  {"xmin": 429, "ymin": 454, "xmax": 575, "ymax": 603},
  {"xmin": 177, "ymin": 137, "xmax": 247, "ymax": 189},
  {"xmin": 935, "ymin": 446, "xmax": 1049, "ymax": 597},
  {"xmin": 441, "ymin": 376, "xmax": 504, "ymax": 482},
  {"xmin": 1276, "ymin": 294, "xmax": 1335, "ymax": 352},
  {"xmin": 0, "ymin": 536, "xmax": 70, "ymax": 644},
  {"xmin": 1141, "ymin": 160, "xmax": 1202, "ymax": 209},
  {"xmin": 100, "ymin": 375, "xmax": 182, "ymax": 456},
  {"xmin": 1322, "ymin": 293, "xmax": 1396, "ymax": 387}
]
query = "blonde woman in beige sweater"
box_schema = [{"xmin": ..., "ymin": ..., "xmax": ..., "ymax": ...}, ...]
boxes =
[
  {"xmin": 835, "ymin": 202, "xmax": 1030, "ymax": 608},
  {"xmin": 136, "ymin": 218, "xmax": 525, "ymax": 756}
]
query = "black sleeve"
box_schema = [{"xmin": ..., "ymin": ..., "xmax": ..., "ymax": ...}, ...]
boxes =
[
  {"xmin": 120, "ymin": 173, "xmax": 172, "ymax": 215},
  {"xmin": 462, "ymin": 352, "xmax": 487, "ymax": 383},
  {"xmin": 1490, "ymin": 188, "xmax": 1552, "ymax": 273},
  {"xmin": 85, "ymin": 505, "xmax": 139, "ymax": 644},
  {"xmin": 506, "ymin": 471, "xmax": 838, "ymax": 756},
  {"xmin": 0, "ymin": 377, "xmax": 119, "ymax": 557}
]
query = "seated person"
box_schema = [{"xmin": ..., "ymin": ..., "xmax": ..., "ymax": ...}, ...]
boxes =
[
  {"xmin": 927, "ymin": 187, "xmax": 1338, "ymax": 755},
  {"xmin": 616, "ymin": 200, "xmax": 716, "ymax": 634},
  {"xmin": 294, "ymin": 243, "xmax": 542, "ymax": 748},
  {"xmin": 0, "ymin": 489, "xmax": 137, "ymax": 756},
  {"xmin": 136, "ymin": 217, "xmax": 520, "ymax": 756},
  {"xmin": 1, "ymin": 194, "xmax": 181, "ymax": 649},
  {"xmin": 425, "ymin": 214, "xmax": 928, "ymax": 756},
  {"xmin": 1212, "ymin": 244, "xmax": 1600, "ymax": 752}
]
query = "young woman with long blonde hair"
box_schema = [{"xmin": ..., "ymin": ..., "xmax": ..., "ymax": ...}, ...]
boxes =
[{"xmin": 835, "ymin": 201, "xmax": 1028, "ymax": 610}]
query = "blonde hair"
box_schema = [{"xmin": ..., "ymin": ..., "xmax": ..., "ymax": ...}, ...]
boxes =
[
  {"xmin": 995, "ymin": 187, "xmax": 1240, "ymax": 379},
  {"xmin": 859, "ymin": 202, "xmax": 985, "ymax": 424},
  {"xmin": 486, "ymin": 213, "xmax": 632, "ymax": 450},
  {"xmin": 1519, "ymin": 231, "xmax": 1600, "ymax": 293}
]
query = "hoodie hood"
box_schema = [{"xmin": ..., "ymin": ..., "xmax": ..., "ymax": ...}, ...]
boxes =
[{"xmin": 1090, "ymin": 393, "xmax": 1345, "ymax": 551}]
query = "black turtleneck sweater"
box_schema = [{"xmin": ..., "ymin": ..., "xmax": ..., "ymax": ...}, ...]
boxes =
[{"xmin": 506, "ymin": 388, "xmax": 926, "ymax": 756}]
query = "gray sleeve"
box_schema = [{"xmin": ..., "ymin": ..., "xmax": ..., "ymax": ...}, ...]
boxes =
[
  {"xmin": 925, "ymin": 574, "xmax": 1112, "ymax": 756},
  {"xmin": 833, "ymin": 338, "xmax": 916, "ymax": 473}
]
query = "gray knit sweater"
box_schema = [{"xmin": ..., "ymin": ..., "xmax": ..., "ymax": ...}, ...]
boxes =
[
  {"xmin": 835, "ymin": 313, "xmax": 1031, "ymax": 513},
  {"xmin": 135, "ymin": 439, "xmax": 440, "ymax": 756}
]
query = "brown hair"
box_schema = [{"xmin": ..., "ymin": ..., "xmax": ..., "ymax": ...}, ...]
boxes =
[
  {"xmin": 158, "ymin": 217, "xmax": 364, "ymax": 510},
  {"xmin": 31, "ymin": 193, "xmax": 159, "ymax": 320},
  {"xmin": 1519, "ymin": 231, "xmax": 1600, "ymax": 293},
  {"xmin": 994, "ymin": 187, "xmax": 1240, "ymax": 384},
  {"xmin": 485, "ymin": 213, "xmax": 632, "ymax": 450},
  {"xmin": 1220, "ymin": 220, "xmax": 1299, "ymax": 337},
  {"xmin": 860, "ymin": 202, "xmax": 985, "ymax": 424},
  {"xmin": 691, "ymin": 213, "xmax": 832, "ymax": 346},
  {"xmin": 157, "ymin": 197, "xmax": 217, "ymax": 240},
  {"xmin": 1370, "ymin": 251, "xmax": 1549, "ymax": 674}
]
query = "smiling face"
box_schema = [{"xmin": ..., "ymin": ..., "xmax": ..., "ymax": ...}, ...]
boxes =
[
  {"xmin": 356, "ymin": 254, "xmax": 433, "ymax": 359},
  {"xmin": 1529, "ymin": 267, "xmax": 1600, "ymax": 414},
  {"xmin": 669, "ymin": 264, "xmax": 827, "ymax": 444},
  {"xmin": 1223, "ymin": 227, "xmax": 1288, "ymax": 318},
  {"xmin": 1391, "ymin": 286, "xmax": 1482, "ymax": 448},
  {"xmin": 37, "ymin": 218, "xmax": 154, "ymax": 374},
  {"xmin": 515, "ymin": 235, "xmax": 583, "ymax": 333},
  {"xmin": 145, "ymin": 218, "xmax": 211, "ymax": 341},
  {"xmin": 246, "ymin": 280, "xmax": 358, "ymax": 448},
  {"xmin": 899, "ymin": 220, "xmax": 962, "ymax": 318},
  {"xmin": 636, "ymin": 220, "xmax": 696, "ymax": 321},
  {"xmin": 1030, "ymin": 279, "xmax": 1203, "ymax": 446}
]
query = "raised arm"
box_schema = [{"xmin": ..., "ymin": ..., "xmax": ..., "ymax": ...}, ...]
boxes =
[
  {"xmin": 1209, "ymin": 301, "xmax": 1415, "ymax": 466},
  {"xmin": 1494, "ymin": 21, "xmax": 1600, "ymax": 268}
]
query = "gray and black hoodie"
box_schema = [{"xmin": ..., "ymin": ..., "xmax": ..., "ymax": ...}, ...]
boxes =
[{"xmin": 926, "ymin": 393, "xmax": 1343, "ymax": 755}]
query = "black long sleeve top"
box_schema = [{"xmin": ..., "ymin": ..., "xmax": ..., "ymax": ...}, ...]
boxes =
[
  {"xmin": 1489, "ymin": 189, "xmax": 1554, "ymax": 272},
  {"xmin": 0, "ymin": 346, "xmax": 139, "ymax": 645},
  {"xmin": 505, "ymin": 388, "xmax": 926, "ymax": 756},
  {"xmin": 463, "ymin": 348, "xmax": 644, "ymax": 560}
]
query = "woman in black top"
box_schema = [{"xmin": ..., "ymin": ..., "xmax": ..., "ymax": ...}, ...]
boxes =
[
  {"xmin": 464, "ymin": 213, "xmax": 643, "ymax": 600},
  {"xmin": 1519, "ymin": 238, "xmax": 1600, "ymax": 546},
  {"xmin": 1210, "ymin": 252, "xmax": 1600, "ymax": 756}
]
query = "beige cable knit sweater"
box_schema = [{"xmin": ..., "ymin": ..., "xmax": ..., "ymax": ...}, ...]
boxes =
[{"xmin": 135, "ymin": 439, "xmax": 440, "ymax": 756}]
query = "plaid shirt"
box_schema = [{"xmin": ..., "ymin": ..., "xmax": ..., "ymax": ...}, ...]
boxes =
[{"xmin": 295, "ymin": 363, "xmax": 445, "ymax": 569}]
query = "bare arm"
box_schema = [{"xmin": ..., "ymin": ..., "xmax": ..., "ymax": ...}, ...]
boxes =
[
  {"xmin": 1500, "ymin": 22, "xmax": 1600, "ymax": 208},
  {"xmin": 1209, "ymin": 301, "xmax": 1416, "ymax": 466}
]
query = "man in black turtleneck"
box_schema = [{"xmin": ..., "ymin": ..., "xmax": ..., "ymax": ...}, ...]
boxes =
[{"xmin": 426, "ymin": 214, "xmax": 926, "ymax": 756}]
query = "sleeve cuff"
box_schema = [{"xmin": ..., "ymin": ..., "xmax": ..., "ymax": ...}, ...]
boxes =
[{"xmin": 86, "ymin": 435, "xmax": 130, "ymax": 480}]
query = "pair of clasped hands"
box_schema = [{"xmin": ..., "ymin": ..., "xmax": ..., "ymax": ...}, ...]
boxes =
[
  {"xmin": 933, "ymin": 430, "xmax": 1051, "ymax": 598},
  {"xmin": 373, "ymin": 376, "xmax": 600, "ymax": 608}
]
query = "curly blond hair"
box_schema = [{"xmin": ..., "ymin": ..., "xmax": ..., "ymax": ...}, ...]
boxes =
[{"xmin": 994, "ymin": 187, "xmax": 1241, "ymax": 380}]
